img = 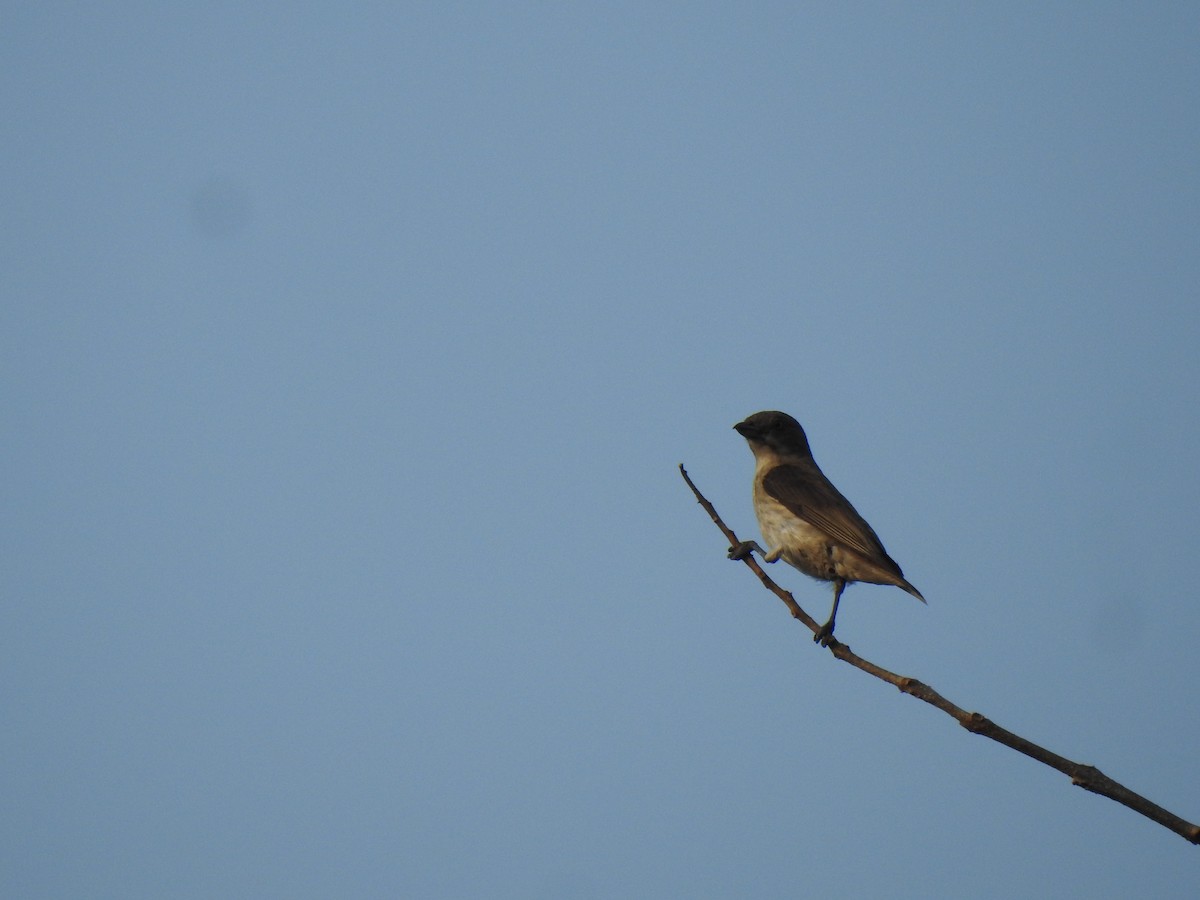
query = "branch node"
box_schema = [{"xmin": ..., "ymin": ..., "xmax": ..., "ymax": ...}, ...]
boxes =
[
  {"xmin": 1071, "ymin": 765, "xmax": 1104, "ymax": 789},
  {"xmin": 963, "ymin": 712, "xmax": 991, "ymax": 734}
]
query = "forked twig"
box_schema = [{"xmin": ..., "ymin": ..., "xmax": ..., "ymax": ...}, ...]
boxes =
[{"xmin": 679, "ymin": 463, "xmax": 1199, "ymax": 845}]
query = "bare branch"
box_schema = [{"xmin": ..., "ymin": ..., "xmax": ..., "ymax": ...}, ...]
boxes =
[{"xmin": 679, "ymin": 463, "xmax": 1200, "ymax": 845}]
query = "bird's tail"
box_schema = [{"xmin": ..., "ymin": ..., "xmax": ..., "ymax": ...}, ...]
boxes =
[{"xmin": 899, "ymin": 578, "xmax": 926, "ymax": 604}]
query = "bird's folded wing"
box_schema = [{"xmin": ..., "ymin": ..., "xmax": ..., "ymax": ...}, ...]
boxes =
[{"xmin": 762, "ymin": 463, "xmax": 898, "ymax": 572}]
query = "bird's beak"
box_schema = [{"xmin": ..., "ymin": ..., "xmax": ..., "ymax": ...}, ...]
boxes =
[{"xmin": 733, "ymin": 420, "xmax": 755, "ymax": 438}]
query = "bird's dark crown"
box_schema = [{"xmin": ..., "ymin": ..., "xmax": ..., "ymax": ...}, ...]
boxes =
[{"xmin": 734, "ymin": 410, "xmax": 813, "ymax": 456}]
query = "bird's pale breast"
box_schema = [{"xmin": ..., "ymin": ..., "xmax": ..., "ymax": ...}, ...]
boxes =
[{"xmin": 753, "ymin": 490, "xmax": 840, "ymax": 581}]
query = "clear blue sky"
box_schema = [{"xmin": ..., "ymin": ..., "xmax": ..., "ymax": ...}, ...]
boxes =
[{"xmin": 4, "ymin": 3, "xmax": 1199, "ymax": 897}]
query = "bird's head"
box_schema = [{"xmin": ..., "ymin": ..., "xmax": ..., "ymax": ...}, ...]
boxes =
[{"xmin": 734, "ymin": 410, "xmax": 813, "ymax": 459}]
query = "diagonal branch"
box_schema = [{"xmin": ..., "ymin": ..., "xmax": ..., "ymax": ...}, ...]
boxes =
[{"xmin": 679, "ymin": 463, "xmax": 1200, "ymax": 845}]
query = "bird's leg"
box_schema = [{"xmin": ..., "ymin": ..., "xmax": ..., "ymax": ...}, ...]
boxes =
[
  {"xmin": 814, "ymin": 579, "xmax": 846, "ymax": 646},
  {"xmin": 727, "ymin": 540, "xmax": 765, "ymax": 561}
]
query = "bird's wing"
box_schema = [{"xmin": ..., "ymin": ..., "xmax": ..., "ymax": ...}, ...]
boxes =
[{"xmin": 762, "ymin": 463, "xmax": 900, "ymax": 572}]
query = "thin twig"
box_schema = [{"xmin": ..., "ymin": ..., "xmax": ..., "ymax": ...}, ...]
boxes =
[{"xmin": 679, "ymin": 463, "xmax": 1200, "ymax": 845}]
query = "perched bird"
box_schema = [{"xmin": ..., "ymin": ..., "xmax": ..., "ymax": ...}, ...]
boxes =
[{"xmin": 729, "ymin": 410, "xmax": 924, "ymax": 645}]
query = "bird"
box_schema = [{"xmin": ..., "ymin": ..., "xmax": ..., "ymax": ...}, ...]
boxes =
[{"xmin": 728, "ymin": 410, "xmax": 924, "ymax": 645}]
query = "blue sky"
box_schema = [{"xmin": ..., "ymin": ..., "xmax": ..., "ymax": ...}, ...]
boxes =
[{"xmin": 4, "ymin": 3, "xmax": 1199, "ymax": 897}]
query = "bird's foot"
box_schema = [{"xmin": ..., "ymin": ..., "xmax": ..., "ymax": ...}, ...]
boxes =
[
  {"xmin": 813, "ymin": 622, "xmax": 838, "ymax": 647},
  {"xmin": 727, "ymin": 540, "xmax": 764, "ymax": 561}
]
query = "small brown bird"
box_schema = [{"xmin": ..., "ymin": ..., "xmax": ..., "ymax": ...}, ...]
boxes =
[{"xmin": 729, "ymin": 410, "xmax": 924, "ymax": 645}]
